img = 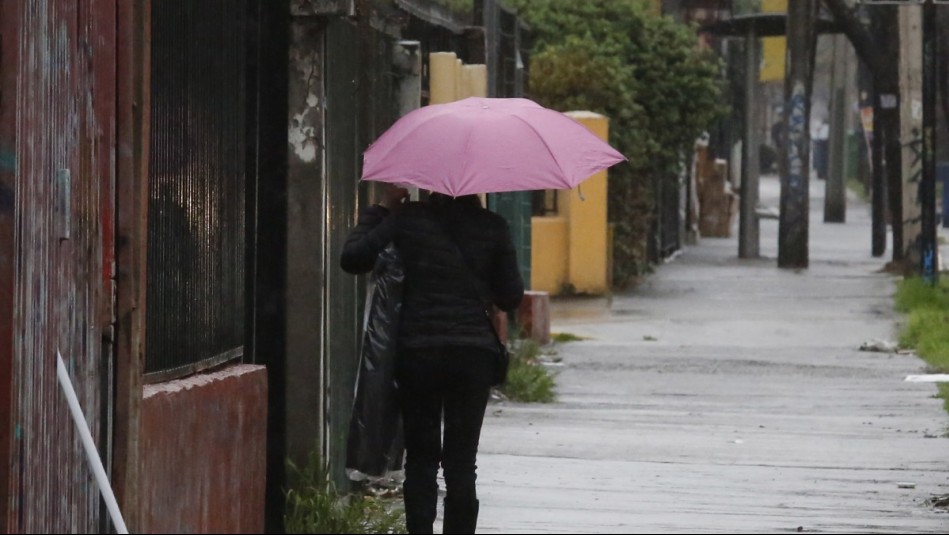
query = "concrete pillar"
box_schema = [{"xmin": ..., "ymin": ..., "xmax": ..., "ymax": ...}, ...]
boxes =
[
  {"xmin": 898, "ymin": 5, "xmax": 923, "ymax": 266},
  {"xmin": 563, "ymin": 112, "xmax": 610, "ymax": 295},
  {"xmin": 463, "ymin": 64, "xmax": 488, "ymax": 98},
  {"xmin": 429, "ymin": 52, "xmax": 459, "ymax": 104}
]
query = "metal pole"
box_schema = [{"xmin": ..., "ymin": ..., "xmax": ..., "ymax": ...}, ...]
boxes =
[
  {"xmin": 921, "ymin": 0, "xmax": 938, "ymax": 282},
  {"xmin": 739, "ymin": 26, "xmax": 760, "ymax": 259},
  {"xmin": 872, "ymin": 85, "xmax": 887, "ymax": 256}
]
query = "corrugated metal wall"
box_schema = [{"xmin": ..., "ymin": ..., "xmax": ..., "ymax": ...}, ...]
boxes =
[
  {"xmin": 145, "ymin": 0, "xmax": 252, "ymax": 381},
  {"xmin": 323, "ymin": 16, "xmax": 400, "ymax": 487},
  {"xmin": 4, "ymin": 0, "xmax": 117, "ymax": 532},
  {"xmin": 323, "ymin": 18, "xmax": 364, "ymax": 487}
]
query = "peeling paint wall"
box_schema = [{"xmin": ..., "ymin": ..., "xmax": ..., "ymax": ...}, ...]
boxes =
[
  {"xmin": 285, "ymin": 16, "xmax": 328, "ymax": 475},
  {"xmin": 284, "ymin": 8, "xmax": 405, "ymax": 488},
  {"xmin": 287, "ymin": 33, "xmax": 323, "ymax": 165},
  {"xmin": 0, "ymin": 1, "xmax": 21, "ymax": 526},
  {"xmin": 3, "ymin": 0, "xmax": 118, "ymax": 532}
]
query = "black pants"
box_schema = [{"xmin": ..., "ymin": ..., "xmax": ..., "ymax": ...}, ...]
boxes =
[{"xmin": 397, "ymin": 346, "xmax": 495, "ymax": 534}]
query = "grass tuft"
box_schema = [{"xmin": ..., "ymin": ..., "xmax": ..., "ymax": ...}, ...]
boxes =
[
  {"xmin": 939, "ymin": 384, "xmax": 949, "ymax": 414},
  {"xmin": 499, "ymin": 338, "xmax": 557, "ymax": 403},
  {"xmin": 551, "ymin": 332, "xmax": 587, "ymax": 343},
  {"xmin": 284, "ymin": 450, "xmax": 406, "ymax": 534},
  {"xmin": 895, "ymin": 278, "xmax": 949, "ymax": 415},
  {"xmin": 895, "ymin": 278, "xmax": 949, "ymax": 374},
  {"xmin": 895, "ymin": 277, "xmax": 949, "ymax": 313}
]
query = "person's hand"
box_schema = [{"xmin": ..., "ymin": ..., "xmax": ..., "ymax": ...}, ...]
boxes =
[{"xmin": 378, "ymin": 185, "xmax": 409, "ymax": 211}]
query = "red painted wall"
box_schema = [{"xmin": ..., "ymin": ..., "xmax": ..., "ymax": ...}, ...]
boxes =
[{"xmin": 141, "ymin": 364, "xmax": 267, "ymax": 534}]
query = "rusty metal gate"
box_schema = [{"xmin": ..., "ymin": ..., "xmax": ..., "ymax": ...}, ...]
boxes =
[{"xmin": 1, "ymin": 0, "xmax": 119, "ymax": 532}]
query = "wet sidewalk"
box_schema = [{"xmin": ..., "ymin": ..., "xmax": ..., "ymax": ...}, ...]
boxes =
[{"xmin": 476, "ymin": 175, "xmax": 949, "ymax": 533}]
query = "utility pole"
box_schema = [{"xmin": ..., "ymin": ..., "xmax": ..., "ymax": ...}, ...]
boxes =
[
  {"xmin": 739, "ymin": 26, "xmax": 761, "ymax": 259},
  {"xmin": 821, "ymin": 0, "xmax": 891, "ymax": 256},
  {"xmin": 824, "ymin": 34, "xmax": 849, "ymax": 223},
  {"xmin": 870, "ymin": 70, "xmax": 887, "ymax": 256},
  {"xmin": 778, "ymin": 0, "xmax": 817, "ymax": 269},
  {"xmin": 921, "ymin": 0, "xmax": 939, "ymax": 282},
  {"xmin": 898, "ymin": 4, "xmax": 923, "ymax": 271},
  {"xmin": 859, "ymin": 0, "xmax": 941, "ymax": 281},
  {"xmin": 878, "ymin": 10, "xmax": 904, "ymax": 265}
]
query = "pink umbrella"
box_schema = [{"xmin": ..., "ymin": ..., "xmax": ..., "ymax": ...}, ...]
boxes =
[{"xmin": 361, "ymin": 97, "xmax": 626, "ymax": 197}]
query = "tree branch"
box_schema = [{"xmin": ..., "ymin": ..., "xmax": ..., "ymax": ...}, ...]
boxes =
[{"xmin": 822, "ymin": 0, "xmax": 883, "ymax": 80}]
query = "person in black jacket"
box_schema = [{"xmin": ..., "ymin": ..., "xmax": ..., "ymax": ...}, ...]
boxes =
[{"xmin": 341, "ymin": 185, "xmax": 524, "ymax": 534}]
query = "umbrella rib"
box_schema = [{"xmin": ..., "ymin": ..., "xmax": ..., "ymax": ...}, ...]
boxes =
[
  {"xmin": 456, "ymin": 119, "xmax": 478, "ymax": 197},
  {"xmin": 508, "ymin": 113, "xmax": 571, "ymax": 187}
]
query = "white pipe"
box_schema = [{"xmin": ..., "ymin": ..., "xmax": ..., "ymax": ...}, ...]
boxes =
[
  {"xmin": 57, "ymin": 351, "xmax": 130, "ymax": 534},
  {"xmin": 905, "ymin": 374, "xmax": 949, "ymax": 383}
]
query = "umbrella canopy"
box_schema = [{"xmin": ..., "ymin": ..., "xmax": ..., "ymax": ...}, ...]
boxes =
[{"xmin": 361, "ymin": 97, "xmax": 626, "ymax": 197}]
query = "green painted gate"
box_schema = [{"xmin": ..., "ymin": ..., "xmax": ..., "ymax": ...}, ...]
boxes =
[{"xmin": 487, "ymin": 192, "xmax": 531, "ymax": 289}]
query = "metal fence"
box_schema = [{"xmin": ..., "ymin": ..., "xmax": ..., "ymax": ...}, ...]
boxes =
[
  {"xmin": 657, "ymin": 173, "xmax": 685, "ymax": 261},
  {"xmin": 485, "ymin": 1, "xmax": 532, "ymax": 286},
  {"xmin": 146, "ymin": 0, "xmax": 255, "ymax": 381}
]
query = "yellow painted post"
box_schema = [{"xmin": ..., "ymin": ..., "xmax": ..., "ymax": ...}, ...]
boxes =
[
  {"xmin": 562, "ymin": 111, "xmax": 610, "ymax": 295},
  {"xmin": 429, "ymin": 52, "xmax": 458, "ymax": 104},
  {"xmin": 760, "ymin": 0, "xmax": 788, "ymax": 83},
  {"xmin": 529, "ymin": 217, "xmax": 569, "ymax": 294},
  {"xmin": 454, "ymin": 58, "xmax": 464, "ymax": 100},
  {"xmin": 463, "ymin": 64, "xmax": 487, "ymax": 98}
]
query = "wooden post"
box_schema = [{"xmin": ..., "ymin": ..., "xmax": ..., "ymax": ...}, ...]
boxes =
[
  {"xmin": 739, "ymin": 26, "xmax": 760, "ymax": 259},
  {"xmin": 825, "ymin": 34, "xmax": 848, "ymax": 223},
  {"xmin": 898, "ymin": 4, "xmax": 923, "ymax": 270},
  {"xmin": 113, "ymin": 0, "xmax": 151, "ymax": 530},
  {"xmin": 778, "ymin": 0, "xmax": 817, "ymax": 269},
  {"xmin": 863, "ymin": 33, "xmax": 886, "ymax": 258},
  {"xmin": 872, "ymin": 85, "xmax": 887, "ymax": 257},
  {"xmin": 872, "ymin": 6, "xmax": 905, "ymax": 264},
  {"xmin": 921, "ymin": 0, "xmax": 938, "ymax": 282}
]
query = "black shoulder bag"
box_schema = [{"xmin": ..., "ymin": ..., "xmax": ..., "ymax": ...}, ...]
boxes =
[{"xmin": 439, "ymin": 224, "xmax": 511, "ymax": 387}]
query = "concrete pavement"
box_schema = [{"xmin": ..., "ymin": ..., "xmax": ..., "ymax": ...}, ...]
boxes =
[{"xmin": 475, "ymin": 175, "xmax": 949, "ymax": 533}]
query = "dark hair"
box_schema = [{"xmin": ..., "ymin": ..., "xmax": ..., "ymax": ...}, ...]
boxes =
[{"xmin": 429, "ymin": 192, "xmax": 482, "ymax": 209}]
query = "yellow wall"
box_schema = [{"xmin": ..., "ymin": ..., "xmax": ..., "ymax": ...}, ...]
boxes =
[
  {"xmin": 531, "ymin": 112, "xmax": 611, "ymax": 295},
  {"xmin": 760, "ymin": 0, "xmax": 787, "ymax": 82},
  {"xmin": 530, "ymin": 217, "xmax": 568, "ymax": 294},
  {"xmin": 431, "ymin": 56, "xmax": 612, "ymax": 295}
]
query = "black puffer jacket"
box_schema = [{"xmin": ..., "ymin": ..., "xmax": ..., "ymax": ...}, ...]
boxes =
[{"xmin": 340, "ymin": 195, "xmax": 524, "ymax": 353}]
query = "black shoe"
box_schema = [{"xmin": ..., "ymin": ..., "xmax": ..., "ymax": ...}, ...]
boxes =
[{"xmin": 442, "ymin": 497, "xmax": 479, "ymax": 534}]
